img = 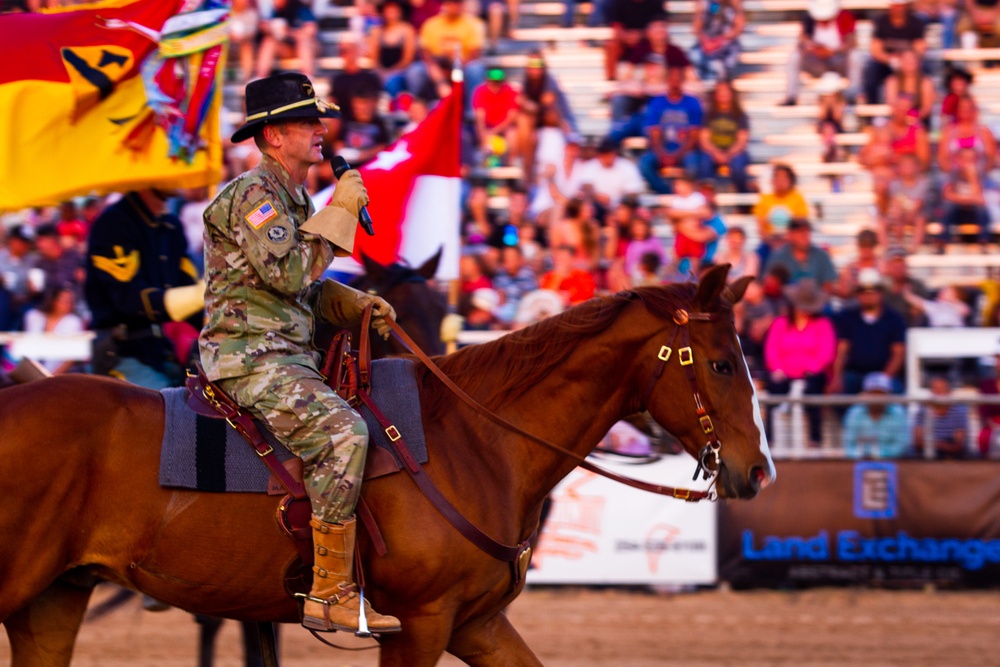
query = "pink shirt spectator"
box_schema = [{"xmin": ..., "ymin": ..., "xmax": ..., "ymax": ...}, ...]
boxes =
[{"xmin": 764, "ymin": 314, "xmax": 837, "ymax": 379}]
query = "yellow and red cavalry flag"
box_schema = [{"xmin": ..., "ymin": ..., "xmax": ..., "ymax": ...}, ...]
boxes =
[{"xmin": 0, "ymin": 0, "xmax": 227, "ymax": 209}]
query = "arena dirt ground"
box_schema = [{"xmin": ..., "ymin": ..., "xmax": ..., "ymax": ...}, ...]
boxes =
[{"xmin": 3, "ymin": 585, "xmax": 999, "ymax": 666}]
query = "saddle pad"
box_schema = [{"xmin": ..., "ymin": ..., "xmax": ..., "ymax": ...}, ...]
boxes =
[{"xmin": 159, "ymin": 358, "xmax": 428, "ymax": 493}]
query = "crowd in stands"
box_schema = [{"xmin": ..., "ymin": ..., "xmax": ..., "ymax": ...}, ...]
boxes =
[{"xmin": 9, "ymin": 0, "xmax": 1000, "ymax": 459}]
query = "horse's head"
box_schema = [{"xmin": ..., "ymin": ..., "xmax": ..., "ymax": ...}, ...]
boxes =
[
  {"xmin": 635, "ymin": 264, "xmax": 775, "ymax": 500},
  {"xmin": 353, "ymin": 249, "xmax": 448, "ymax": 357}
]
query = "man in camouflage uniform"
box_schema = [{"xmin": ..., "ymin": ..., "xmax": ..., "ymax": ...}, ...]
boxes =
[{"xmin": 199, "ymin": 72, "xmax": 401, "ymax": 635}]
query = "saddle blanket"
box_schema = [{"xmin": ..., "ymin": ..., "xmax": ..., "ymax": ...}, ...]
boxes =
[{"xmin": 159, "ymin": 358, "xmax": 428, "ymax": 493}]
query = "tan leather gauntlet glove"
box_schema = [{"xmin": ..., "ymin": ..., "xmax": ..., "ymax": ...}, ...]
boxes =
[{"xmin": 322, "ymin": 281, "xmax": 396, "ymax": 339}]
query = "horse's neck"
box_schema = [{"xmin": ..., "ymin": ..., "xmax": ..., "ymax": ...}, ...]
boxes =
[{"xmin": 489, "ymin": 335, "xmax": 642, "ymax": 510}]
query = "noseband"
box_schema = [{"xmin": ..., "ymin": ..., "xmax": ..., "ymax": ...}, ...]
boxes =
[{"xmin": 640, "ymin": 308, "xmax": 725, "ymax": 487}]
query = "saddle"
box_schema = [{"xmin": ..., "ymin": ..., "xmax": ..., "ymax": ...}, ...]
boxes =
[{"xmin": 184, "ymin": 310, "xmax": 397, "ymax": 577}]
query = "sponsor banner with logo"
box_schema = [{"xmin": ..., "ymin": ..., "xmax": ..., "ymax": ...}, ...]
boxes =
[
  {"xmin": 527, "ymin": 455, "xmax": 717, "ymax": 585},
  {"xmin": 719, "ymin": 461, "xmax": 1000, "ymax": 587}
]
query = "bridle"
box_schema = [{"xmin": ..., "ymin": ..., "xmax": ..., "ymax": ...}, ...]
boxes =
[
  {"xmin": 639, "ymin": 308, "xmax": 726, "ymax": 491},
  {"xmin": 386, "ymin": 304, "xmax": 729, "ymax": 503}
]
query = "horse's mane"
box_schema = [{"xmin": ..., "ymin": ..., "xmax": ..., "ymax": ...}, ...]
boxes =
[{"xmin": 417, "ymin": 283, "xmax": 701, "ymax": 423}]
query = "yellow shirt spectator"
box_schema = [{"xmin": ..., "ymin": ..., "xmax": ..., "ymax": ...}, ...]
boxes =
[
  {"xmin": 754, "ymin": 190, "xmax": 809, "ymax": 238},
  {"xmin": 419, "ymin": 13, "xmax": 485, "ymax": 62}
]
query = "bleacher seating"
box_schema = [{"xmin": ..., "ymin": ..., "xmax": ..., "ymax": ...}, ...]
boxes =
[{"xmin": 237, "ymin": 0, "xmax": 1000, "ymax": 290}]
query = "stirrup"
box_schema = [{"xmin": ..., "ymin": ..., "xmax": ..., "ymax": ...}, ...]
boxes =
[{"xmin": 294, "ymin": 591, "xmax": 374, "ymax": 638}]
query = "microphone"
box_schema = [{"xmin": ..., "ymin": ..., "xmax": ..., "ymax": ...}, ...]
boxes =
[{"xmin": 331, "ymin": 156, "xmax": 374, "ymax": 236}]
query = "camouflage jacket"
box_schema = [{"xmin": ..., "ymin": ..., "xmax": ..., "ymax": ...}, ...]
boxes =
[{"xmin": 199, "ymin": 154, "xmax": 340, "ymax": 380}]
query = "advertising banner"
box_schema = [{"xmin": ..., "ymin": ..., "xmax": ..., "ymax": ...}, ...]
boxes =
[
  {"xmin": 528, "ymin": 454, "xmax": 717, "ymax": 585},
  {"xmin": 719, "ymin": 461, "xmax": 1000, "ymax": 587}
]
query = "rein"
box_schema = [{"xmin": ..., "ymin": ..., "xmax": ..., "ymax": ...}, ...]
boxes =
[{"xmin": 386, "ymin": 307, "xmax": 723, "ymax": 503}]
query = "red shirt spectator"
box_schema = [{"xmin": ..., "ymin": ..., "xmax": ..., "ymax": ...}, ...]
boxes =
[
  {"xmin": 540, "ymin": 245, "xmax": 596, "ymax": 305},
  {"xmin": 472, "ymin": 72, "xmax": 519, "ymax": 130}
]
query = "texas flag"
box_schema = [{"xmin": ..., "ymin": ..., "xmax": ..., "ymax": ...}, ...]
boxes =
[{"xmin": 316, "ymin": 76, "xmax": 463, "ymax": 280}]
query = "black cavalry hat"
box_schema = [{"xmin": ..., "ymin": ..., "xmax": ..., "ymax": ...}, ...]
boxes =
[{"xmin": 231, "ymin": 72, "xmax": 340, "ymax": 143}]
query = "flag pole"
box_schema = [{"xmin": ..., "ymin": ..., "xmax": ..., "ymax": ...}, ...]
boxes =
[{"xmin": 445, "ymin": 62, "xmax": 464, "ymax": 355}]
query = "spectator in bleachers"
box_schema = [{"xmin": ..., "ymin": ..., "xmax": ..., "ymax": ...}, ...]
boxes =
[
  {"xmin": 882, "ymin": 246, "xmax": 931, "ymax": 326},
  {"xmin": 464, "ymin": 287, "xmax": 501, "ymax": 330},
  {"xmin": 607, "ymin": 21, "xmax": 691, "ymax": 144},
  {"xmin": 473, "ymin": 67, "xmax": 520, "ymax": 163},
  {"xmin": 638, "ymin": 61, "xmax": 703, "ymax": 194},
  {"xmin": 937, "ymin": 95, "xmax": 996, "ymax": 176},
  {"xmin": 482, "ymin": 0, "xmax": 519, "ymax": 51},
  {"xmin": 517, "ymin": 52, "xmax": 577, "ymax": 181},
  {"xmin": 763, "ymin": 278, "xmax": 836, "ymax": 448},
  {"xmin": 551, "ymin": 197, "xmax": 601, "ymax": 271},
  {"xmin": 715, "ymin": 225, "xmax": 759, "ymax": 281},
  {"xmin": 635, "ymin": 251, "xmax": 665, "ymax": 285},
  {"xmin": 860, "ymin": 93, "xmax": 931, "ymax": 172},
  {"xmin": 229, "ymin": 0, "xmax": 259, "ymax": 83},
  {"xmin": 914, "ymin": 0, "xmax": 959, "ymax": 48},
  {"xmin": 977, "ymin": 340, "xmax": 1000, "ymax": 457},
  {"xmin": 532, "ymin": 132, "xmax": 585, "ymax": 224},
  {"xmin": 329, "ymin": 36, "xmax": 383, "ymax": 129},
  {"xmin": 698, "ymin": 180, "xmax": 728, "ymax": 263},
  {"xmin": 842, "ymin": 372, "xmax": 910, "ymax": 458},
  {"xmin": 834, "ymin": 228, "xmax": 881, "ymax": 304},
  {"xmin": 884, "ymin": 49, "xmax": 936, "ymax": 129},
  {"xmin": 604, "ymin": 0, "xmax": 668, "ymax": 80},
  {"xmin": 941, "ymin": 147, "xmax": 992, "ymax": 249},
  {"xmin": 409, "ymin": 0, "xmax": 442, "ymax": 30},
  {"xmin": 333, "ymin": 88, "xmax": 392, "ymax": 167},
  {"xmin": 623, "ymin": 215, "xmax": 668, "ymax": 284},
  {"xmin": 940, "ymin": 67, "xmax": 973, "ymax": 125},
  {"xmin": 882, "ymin": 152, "xmax": 929, "ymax": 252},
  {"xmin": 575, "ymin": 137, "xmax": 645, "ymax": 217},
  {"xmin": 763, "ymin": 218, "xmax": 837, "ymax": 290},
  {"xmin": 255, "ymin": 0, "xmax": 318, "ymax": 79},
  {"xmin": 369, "ymin": 0, "xmax": 417, "ymax": 98},
  {"xmin": 785, "ymin": 0, "xmax": 863, "ymax": 105},
  {"xmin": 31, "ymin": 223, "xmax": 84, "ymax": 309},
  {"xmin": 860, "ymin": 94, "xmax": 930, "ymax": 216},
  {"xmin": 459, "ymin": 252, "xmax": 493, "ymax": 293},
  {"xmin": 735, "ymin": 276, "xmax": 778, "ymax": 376},
  {"xmin": 492, "ymin": 244, "xmax": 539, "ymax": 325},
  {"xmin": 753, "ymin": 164, "xmax": 809, "ymax": 266},
  {"xmin": 564, "ymin": 0, "xmax": 611, "ymax": 27},
  {"xmin": 862, "ymin": 0, "xmax": 926, "ymax": 104},
  {"xmin": 407, "ymin": 0, "xmax": 486, "ymax": 103},
  {"xmin": 830, "ymin": 268, "xmax": 906, "ymax": 396},
  {"xmin": 957, "ymin": 0, "xmax": 1000, "ymax": 48},
  {"xmin": 55, "ymin": 200, "xmax": 87, "ymax": 249},
  {"xmin": 690, "ymin": 0, "xmax": 744, "ymax": 82},
  {"xmin": 540, "ymin": 244, "xmax": 597, "ymax": 305},
  {"xmin": 22, "ymin": 283, "xmax": 85, "ymax": 374},
  {"xmin": 904, "ymin": 282, "xmax": 971, "ymax": 326},
  {"xmin": 0, "ymin": 224, "xmax": 36, "ymax": 326},
  {"xmin": 698, "ymin": 80, "xmax": 750, "ymax": 193},
  {"xmin": 666, "ymin": 174, "xmax": 716, "ymax": 274},
  {"xmin": 815, "ymin": 72, "xmax": 848, "ymax": 133},
  {"xmin": 914, "ymin": 375, "xmax": 970, "ymax": 458}
]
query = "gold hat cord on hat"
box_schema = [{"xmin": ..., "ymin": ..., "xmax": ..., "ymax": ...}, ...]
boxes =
[{"xmin": 245, "ymin": 97, "xmax": 340, "ymax": 123}]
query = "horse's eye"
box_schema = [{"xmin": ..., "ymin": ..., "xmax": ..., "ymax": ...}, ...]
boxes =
[{"xmin": 711, "ymin": 360, "xmax": 733, "ymax": 375}]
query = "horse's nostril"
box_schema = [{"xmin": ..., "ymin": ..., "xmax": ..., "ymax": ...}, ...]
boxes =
[{"xmin": 750, "ymin": 466, "xmax": 767, "ymax": 491}]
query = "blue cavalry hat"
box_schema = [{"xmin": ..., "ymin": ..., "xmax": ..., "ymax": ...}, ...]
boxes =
[{"xmin": 231, "ymin": 72, "xmax": 340, "ymax": 143}]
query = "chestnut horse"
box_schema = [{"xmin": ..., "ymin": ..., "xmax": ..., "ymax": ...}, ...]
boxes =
[{"xmin": 0, "ymin": 264, "xmax": 774, "ymax": 666}]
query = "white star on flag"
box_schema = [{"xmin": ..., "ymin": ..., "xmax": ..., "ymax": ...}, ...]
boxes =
[{"xmin": 365, "ymin": 141, "xmax": 412, "ymax": 171}]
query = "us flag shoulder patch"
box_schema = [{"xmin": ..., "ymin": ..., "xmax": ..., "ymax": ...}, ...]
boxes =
[{"xmin": 245, "ymin": 200, "xmax": 277, "ymax": 228}]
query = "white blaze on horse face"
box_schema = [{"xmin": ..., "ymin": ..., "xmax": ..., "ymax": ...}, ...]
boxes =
[{"xmin": 738, "ymin": 338, "xmax": 776, "ymax": 485}]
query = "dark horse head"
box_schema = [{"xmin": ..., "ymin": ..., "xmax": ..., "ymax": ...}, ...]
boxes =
[{"xmin": 349, "ymin": 249, "xmax": 448, "ymax": 358}]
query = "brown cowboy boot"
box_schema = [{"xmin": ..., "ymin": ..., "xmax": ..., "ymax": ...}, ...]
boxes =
[{"xmin": 301, "ymin": 516, "xmax": 402, "ymax": 635}]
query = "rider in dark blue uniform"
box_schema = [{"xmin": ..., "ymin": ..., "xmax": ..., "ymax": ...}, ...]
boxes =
[{"xmin": 84, "ymin": 190, "xmax": 204, "ymax": 389}]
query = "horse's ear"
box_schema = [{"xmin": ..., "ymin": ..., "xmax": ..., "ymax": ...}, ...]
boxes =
[
  {"xmin": 361, "ymin": 252, "xmax": 388, "ymax": 284},
  {"xmin": 416, "ymin": 246, "xmax": 443, "ymax": 280},
  {"xmin": 726, "ymin": 275, "xmax": 755, "ymax": 304},
  {"xmin": 694, "ymin": 263, "xmax": 731, "ymax": 311}
]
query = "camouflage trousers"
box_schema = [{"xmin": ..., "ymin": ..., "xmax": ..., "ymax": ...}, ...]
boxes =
[{"xmin": 218, "ymin": 364, "xmax": 368, "ymax": 523}]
